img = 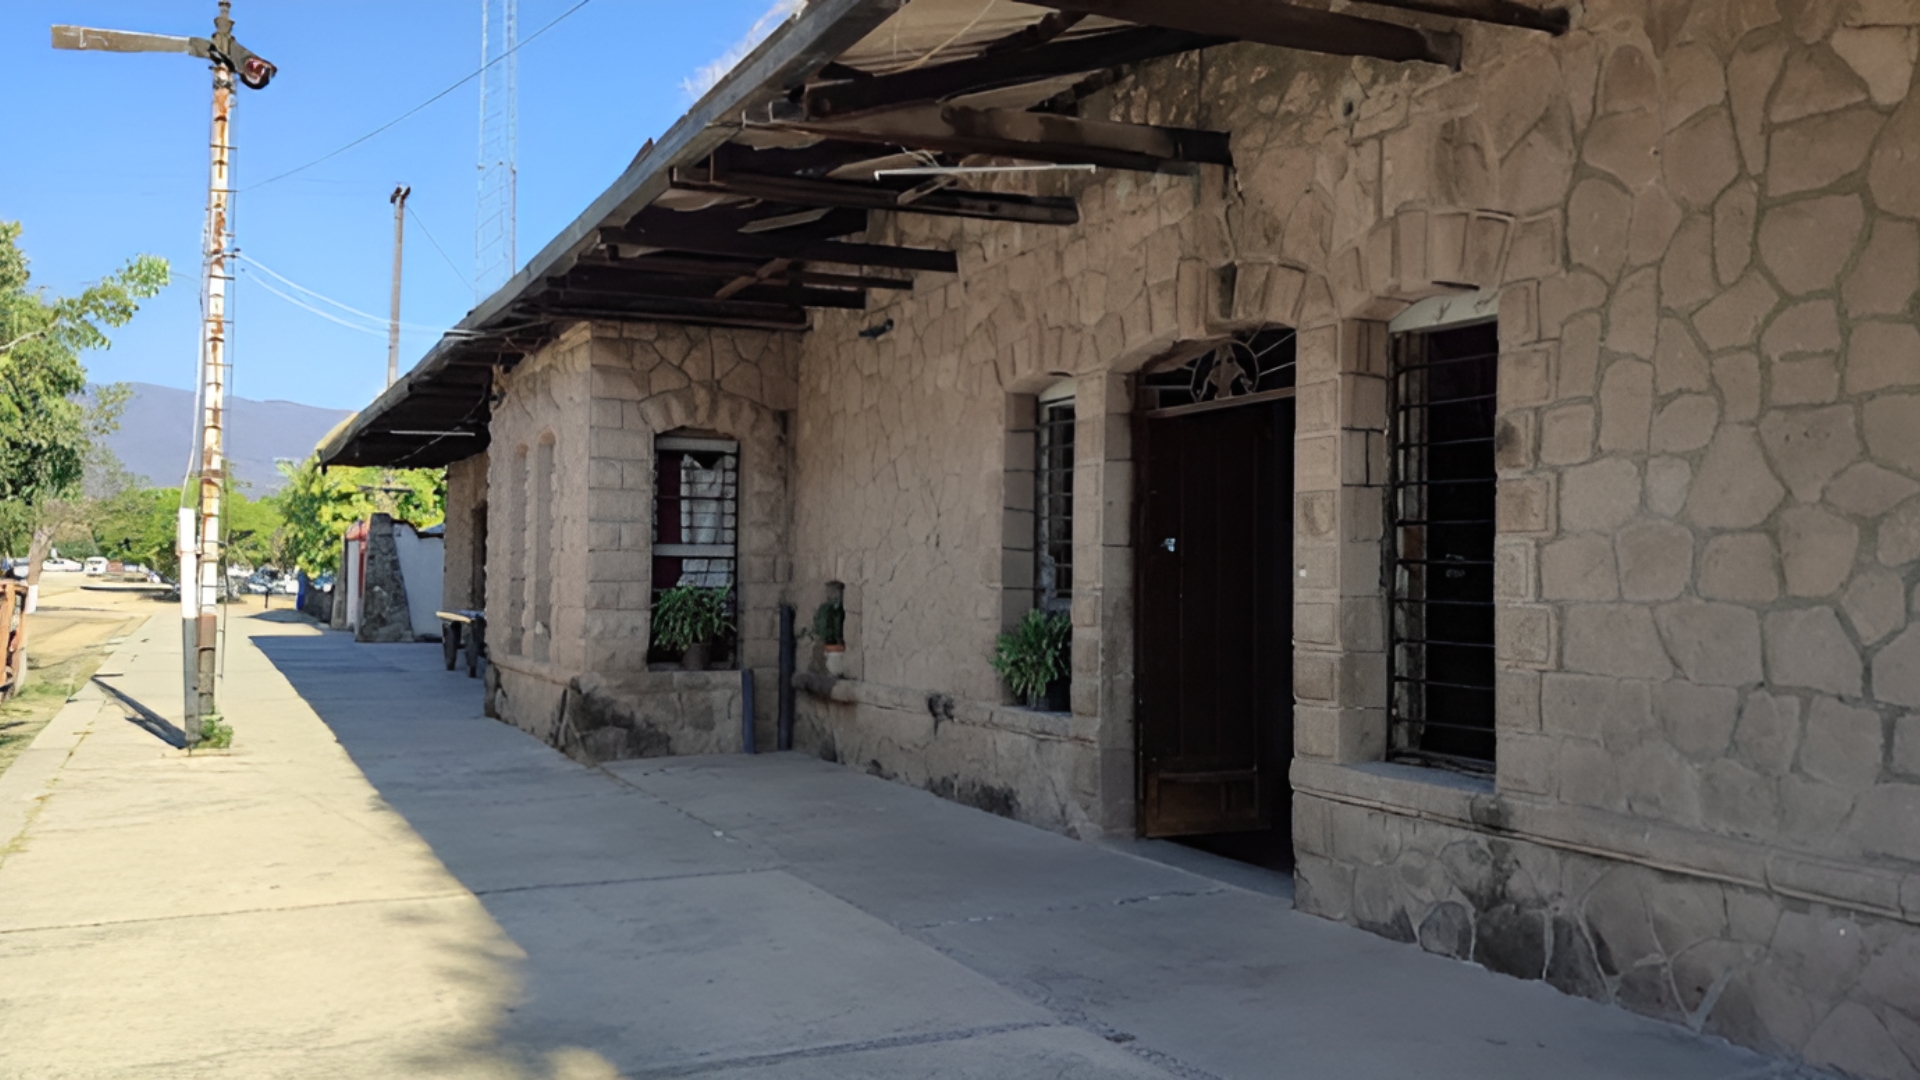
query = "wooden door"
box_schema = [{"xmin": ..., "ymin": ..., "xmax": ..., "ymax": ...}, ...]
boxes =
[{"xmin": 1137, "ymin": 399, "xmax": 1294, "ymax": 839}]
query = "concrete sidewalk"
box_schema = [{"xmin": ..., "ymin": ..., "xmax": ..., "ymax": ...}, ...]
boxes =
[{"xmin": 0, "ymin": 613, "xmax": 1826, "ymax": 1079}]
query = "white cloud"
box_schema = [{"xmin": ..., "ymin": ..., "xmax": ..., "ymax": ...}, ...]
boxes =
[{"xmin": 682, "ymin": 0, "xmax": 806, "ymax": 100}]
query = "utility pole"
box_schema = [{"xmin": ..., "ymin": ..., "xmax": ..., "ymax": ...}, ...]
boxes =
[
  {"xmin": 53, "ymin": 3, "xmax": 275, "ymax": 737},
  {"xmin": 388, "ymin": 185, "xmax": 410, "ymax": 388}
]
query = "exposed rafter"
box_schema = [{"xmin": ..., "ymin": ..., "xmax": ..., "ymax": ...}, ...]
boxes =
[
  {"xmin": 521, "ymin": 295, "xmax": 812, "ymax": 332},
  {"xmin": 549, "ymin": 267, "xmax": 867, "ymax": 310},
  {"xmin": 770, "ymin": 105, "xmax": 1230, "ymax": 175},
  {"xmin": 1355, "ymin": 0, "xmax": 1569, "ymax": 34},
  {"xmin": 600, "ymin": 217, "xmax": 958, "ymax": 273},
  {"xmin": 1029, "ymin": 0, "xmax": 1460, "ymax": 68},
  {"xmin": 577, "ymin": 253, "xmax": 915, "ymax": 292},
  {"xmin": 670, "ymin": 166, "xmax": 1080, "ymax": 226},
  {"xmin": 802, "ymin": 26, "xmax": 1221, "ymax": 120}
]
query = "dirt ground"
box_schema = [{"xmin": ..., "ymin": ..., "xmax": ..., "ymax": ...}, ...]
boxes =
[{"xmin": 0, "ymin": 574, "xmax": 171, "ymax": 777}]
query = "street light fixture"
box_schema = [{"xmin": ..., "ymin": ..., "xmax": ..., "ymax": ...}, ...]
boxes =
[{"xmin": 53, "ymin": 2, "xmax": 276, "ymax": 737}]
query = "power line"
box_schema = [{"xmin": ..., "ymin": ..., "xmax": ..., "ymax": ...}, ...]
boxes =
[
  {"xmin": 238, "ymin": 252, "xmax": 477, "ymax": 333},
  {"xmin": 245, "ymin": 0, "xmax": 596, "ymax": 192},
  {"xmin": 236, "ymin": 254, "xmax": 480, "ymax": 337},
  {"xmin": 408, "ymin": 205, "xmax": 474, "ymax": 295},
  {"xmin": 240, "ymin": 271, "xmax": 390, "ymax": 339}
]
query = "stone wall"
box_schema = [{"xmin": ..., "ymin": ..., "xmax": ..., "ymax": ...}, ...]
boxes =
[
  {"xmin": 485, "ymin": 320, "xmax": 796, "ymax": 755},
  {"xmin": 778, "ymin": 2, "xmax": 1920, "ymax": 1072},
  {"xmin": 475, "ymin": 0, "xmax": 1920, "ymax": 1071},
  {"xmin": 443, "ymin": 452, "xmax": 489, "ymax": 613}
]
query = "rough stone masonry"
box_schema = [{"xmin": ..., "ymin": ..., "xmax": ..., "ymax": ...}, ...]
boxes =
[{"xmin": 436, "ymin": 2, "xmax": 1920, "ymax": 1076}]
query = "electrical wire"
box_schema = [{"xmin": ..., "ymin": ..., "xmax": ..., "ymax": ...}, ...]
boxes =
[
  {"xmin": 245, "ymin": 0, "xmax": 598, "ymax": 192},
  {"xmin": 898, "ymin": 0, "xmax": 995, "ymax": 71},
  {"xmin": 241, "ymin": 272, "xmax": 392, "ymax": 339},
  {"xmin": 236, "ymin": 254, "xmax": 482, "ymax": 336},
  {"xmin": 407, "ymin": 205, "xmax": 475, "ymax": 296}
]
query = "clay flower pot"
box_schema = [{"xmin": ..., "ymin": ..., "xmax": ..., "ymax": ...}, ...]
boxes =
[
  {"xmin": 681, "ymin": 642, "xmax": 711, "ymax": 671},
  {"xmin": 823, "ymin": 643, "xmax": 846, "ymax": 677}
]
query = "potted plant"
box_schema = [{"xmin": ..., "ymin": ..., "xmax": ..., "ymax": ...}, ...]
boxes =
[
  {"xmin": 991, "ymin": 608, "xmax": 1071, "ymax": 710},
  {"xmin": 811, "ymin": 597, "xmax": 847, "ymax": 676},
  {"xmin": 651, "ymin": 584, "xmax": 735, "ymax": 671}
]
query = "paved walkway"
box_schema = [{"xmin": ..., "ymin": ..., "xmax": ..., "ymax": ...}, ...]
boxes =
[{"xmin": 0, "ymin": 612, "xmax": 1825, "ymax": 1079}]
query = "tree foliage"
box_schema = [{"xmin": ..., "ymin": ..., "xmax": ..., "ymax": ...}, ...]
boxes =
[
  {"xmin": 90, "ymin": 486, "xmax": 185, "ymax": 577},
  {"xmin": 0, "ymin": 222, "xmax": 167, "ymax": 509},
  {"xmin": 275, "ymin": 455, "xmax": 444, "ymax": 575}
]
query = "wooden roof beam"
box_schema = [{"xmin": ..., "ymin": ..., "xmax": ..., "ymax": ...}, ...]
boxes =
[
  {"xmin": 547, "ymin": 272, "xmax": 867, "ymax": 310},
  {"xmin": 671, "ymin": 165, "xmax": 1080, "ymax": 225},
  {"xmin": 599, "ymin": 218, "xmax": 957, "ymax": 273},
  {"xmin": 1356, "ymin": 0, "xmax": 1569, "ymax": 35},
  {"xmin": 1029, "ymin": 0, "xmax": 1460, "ymax": 68},
  {"xmin": 771, "ymin": 105, "xmax": 1230, "ymax": 175},
  {"xmin": 525, "ymin": 296, "xmax": 812, "ymax": 332},
  {"xmin": 578, "ymin": 253, "xmax": 915, "ymax": 291},
  {"xmin": 803, "ymin": 26, "xmax": 1221, "ymax": 120}
]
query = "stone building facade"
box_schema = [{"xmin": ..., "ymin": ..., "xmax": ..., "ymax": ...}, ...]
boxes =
[{"xmin": 334, "ymin": 2, "xmax": 1920, "ymax": 1075}]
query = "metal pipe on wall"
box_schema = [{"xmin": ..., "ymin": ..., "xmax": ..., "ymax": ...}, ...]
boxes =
[
  {"xmin": 777, "ymin": 604, "xmax": 795, "ymax": 751},
  {"xmin": 740, "ymin": 667, "xmax": 756, "ymax": 754}
]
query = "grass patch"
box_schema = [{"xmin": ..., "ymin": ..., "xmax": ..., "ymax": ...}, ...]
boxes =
[{"xmin": 0, "ymin": 657, "xmax": 101, "ymax": 781}]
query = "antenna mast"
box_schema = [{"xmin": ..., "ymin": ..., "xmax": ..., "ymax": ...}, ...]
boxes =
[{"xmin": 476, "ymin": 0, "xmax": 517, "ymax": 295}]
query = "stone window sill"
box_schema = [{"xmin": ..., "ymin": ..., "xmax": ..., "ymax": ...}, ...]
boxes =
[
  {"xmin": 794, "ymin": 673, "xmax": 1088, "ymax": 743},
  {"xmin": 1290, "ymin": 758, "xmax": 1495, "ymax": 823}
]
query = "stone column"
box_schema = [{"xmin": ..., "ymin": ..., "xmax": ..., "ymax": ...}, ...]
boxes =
[{"xmin": 1293, "ymin": 320, "xmax": 1390, "ymax": 763}]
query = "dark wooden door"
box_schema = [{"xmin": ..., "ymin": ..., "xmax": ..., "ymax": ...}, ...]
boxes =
[{"xmin": 1137, "ymin": 399, "xmax": 1294, "ymax": 839}]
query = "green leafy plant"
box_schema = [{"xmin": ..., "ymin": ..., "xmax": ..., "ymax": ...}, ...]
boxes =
[
  {"xmin": 651, "ymin": 584, "xmax": 735, "ymax": 652},
  {"xmin": 809, "ymin": 597, "xmax": 845, "ymax": 646},
  {"xmin": 990, "ymin": 609, "xmax": 1071, "ymax": 706},
  {"xmin": 196, "ymin": 711, "xmax": 233, "ymax": 751}
]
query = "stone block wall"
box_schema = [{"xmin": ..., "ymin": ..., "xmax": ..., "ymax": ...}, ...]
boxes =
[
  {"xmin": 781, "ymin": 3, "xmax": 1920, "ymax": 1072},
  {"xmin": 472, "ymin": 0, "xmax": 1920, "ymax": 1070},
  {"xmin": 442, "ymin": 451, "xmax": 489, "ymax": 612},
  {"xmin": 485, "ymin": 320, "xmax": 797, "ymax": 755}
]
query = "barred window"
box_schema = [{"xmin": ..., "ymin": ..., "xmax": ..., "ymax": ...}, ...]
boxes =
[
  {"xmin": 1387, "ymin": 321, "xmax": 1498, "ymax": 769},
  {"xmin": 651, "ymin": 433, "xmax": 739, "ymax": 664},
  {"xmin": 1035, "ymin": 384, "xmax": 1075, "ymax": 615}
]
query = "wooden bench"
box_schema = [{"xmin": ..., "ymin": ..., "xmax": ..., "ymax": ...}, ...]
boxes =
[{"xmin": 436, "ymin": 610, "xmax": 486, "ymax": 678}]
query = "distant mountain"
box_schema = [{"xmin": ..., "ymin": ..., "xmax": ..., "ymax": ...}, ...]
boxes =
[{"xmin": 97, "ymin": 382, "xmax": 353, "ymax": 495}]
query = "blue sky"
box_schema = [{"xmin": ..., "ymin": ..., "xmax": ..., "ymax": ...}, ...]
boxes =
[{"xmin": 4, "ymin": 0, "xmax": 785, "ymax": 410}]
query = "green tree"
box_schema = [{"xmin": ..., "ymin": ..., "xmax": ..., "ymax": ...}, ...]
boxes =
[
  {"xmin": 91, "ymin": 486, "xmax": 183, "ymax": 578},
  {"xmin": 275, "ymin": 455, "xmax": 443, "ymax": 576},
  {"xmin": 0, "ymin": 222, "xmax": 167, "ymax": 580},
  {"xmin": 224, "ymin": 486, "xmax": 286, "ymax": 571}
]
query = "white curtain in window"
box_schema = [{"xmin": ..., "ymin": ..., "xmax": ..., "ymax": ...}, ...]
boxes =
[{"xmin": 678, "ymin": 453, "xmax": 736, "ymax": 587}]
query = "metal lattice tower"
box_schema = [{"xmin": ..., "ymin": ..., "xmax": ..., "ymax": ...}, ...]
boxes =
[{"xmin": 476, "ymin": 0, "xmax": 517, "ymax": 295}]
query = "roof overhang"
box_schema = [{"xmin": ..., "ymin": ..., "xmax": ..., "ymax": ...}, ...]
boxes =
[{"xmin": 320, "ymin": 0, "xmax": 1566, "ymax": 469}]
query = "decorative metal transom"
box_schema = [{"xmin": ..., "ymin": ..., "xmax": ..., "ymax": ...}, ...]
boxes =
[{"xmin": 1140, "ymin": 328, "xmax": 1297, "ymax": 414}]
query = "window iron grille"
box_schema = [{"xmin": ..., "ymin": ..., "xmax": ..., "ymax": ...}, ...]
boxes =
[
  {"xmin": 1387, "ymin": 322, "xmax": 1499, "ymax": 771},
  {"xmin": 1035, "ymin": 397, "xmax": 1074, "ymax": 614}
]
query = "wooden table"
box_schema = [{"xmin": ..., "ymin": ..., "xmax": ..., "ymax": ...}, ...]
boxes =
[{"xmin": 436, "ymin": 610, "xmax": 486, "ymax": 678}]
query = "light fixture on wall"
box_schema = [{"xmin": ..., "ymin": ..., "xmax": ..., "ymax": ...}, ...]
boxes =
[{"xmin": 858, "ymin": 318, "xmax": 893, "ymax": 340}]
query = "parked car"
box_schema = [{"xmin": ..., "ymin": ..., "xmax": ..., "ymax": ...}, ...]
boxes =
[
  {"xmin": 83, "ymin": 557, "xmax": 109, "ymax": 576},
  {"xmin": 43, "ymin": 557, "xmax": 83, "ymax": 573},
  {"xmin": 2, "ymin": 559, "xmax": 26, "ymax": 581}
]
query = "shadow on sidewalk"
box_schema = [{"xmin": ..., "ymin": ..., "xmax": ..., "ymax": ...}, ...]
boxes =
[
  {"xmin": 247, "ymin": 624, "xmax": 1815, "ymax": 1080},
  {"xmin": 91, "ymin": 676, "xmax": 187, "ymax": 749},
  {"xmin": 241, "ymin": 609, "xmax": 316, "ymax": 624}
]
